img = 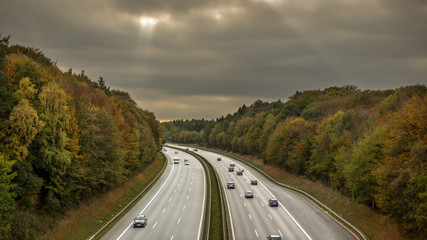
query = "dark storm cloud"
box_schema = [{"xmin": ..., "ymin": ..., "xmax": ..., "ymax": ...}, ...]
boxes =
[
  {"xmin": 1, "ymin": 0, "xmax": 426, "ymax": 120},
  {"xmin": 111, "ymin": 0, "xmax": 233, "ymax": 15}
]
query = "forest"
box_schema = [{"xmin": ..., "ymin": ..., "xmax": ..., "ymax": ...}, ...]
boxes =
[
  {"xmin": 0, "ymin": 36, "xmax": 161, "ymax": 239},
  {"xmin": 162, "ymin": 85, "xmax": 427, "ymax": 238}
]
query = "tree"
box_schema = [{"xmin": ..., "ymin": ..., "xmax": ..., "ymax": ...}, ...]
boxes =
[
  {"xmin": 343, "ymin": 131, "xmax": 383, "ymax": 204},
  {"xmin": 374, "ymin": 96, "xmax": 427, "ymax": 235},
  {"xmin": 308, "ymin": 111, "xmax": 353, "ymax": 186},
  {"xmin": 35, "ymin": 82, "xmax": 72, "ymax": 211},
  {"xmin": 14, "ymin": 77, "xmax": 37, "ymax": 101},
  {"xmin": 5, "ymin": 100, "xmax": 44, "ymax": 162},
  {"xmin": 265, "ymin": 118, "xmax": 311, "ymax": 173},
  {"xmin": 0, "ymin": 71, "xmax": 14, "ymax": 144},
  {"xmin": 0, "ymin": 153, "xmax": 16, "ymax": 239}
]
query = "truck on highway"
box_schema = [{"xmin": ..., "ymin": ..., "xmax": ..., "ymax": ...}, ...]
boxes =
[{"xmin": 173, "ymin": 156, "xmax": 180, "ymax": 164}]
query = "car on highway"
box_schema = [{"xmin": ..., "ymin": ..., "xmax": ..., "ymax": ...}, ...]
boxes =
[
  {"xmin": 251, "ymin": 179, "xmax": 258, "ymax": 185},
  {"xmin": 193, "ymin": 148, "xmax": 198, "ymax": 151},
  {"xmin": 245, "ymin": 190, "xmax": 253, "ymax": 198},
  {"xmin": 236, "ymin": 168, "xmax": 244, "ymax": 175},
  {"xmin": 133, "ymin": 214, "xmax": 147, "ymax": 227},
  {"xmin": 269, "ymin": 198, "xmax": 279, "ymax": 207},
  {"xmin": 217, "ymin": 157, "xmax": 221, "ymax": 161},
  {"xmin": 230, "ymin": 163, "xmax": 235, "ymax": 167},
  {"xmin": 174, "ymin": 151, "xmax": 178, "ymax": 154},
  {"xmin": 227, "ymin": 182, "xmax": 235, "ymax": 189},
  {"xmin": 185, "ymin": 161, "xmax": 189, "ymax": 165},
  {"xmin": 229, "ymin": 167, "xmax": 234, "ymax": 172},
  {"xmin": 163, "ymin": 148, "xmax": 167, "ymax": 151},
  {"xmin": 267, "ymin": 234, "xmax": 281, "ymax": 240}
]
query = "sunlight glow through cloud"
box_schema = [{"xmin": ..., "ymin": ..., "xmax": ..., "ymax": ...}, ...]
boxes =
[{"xmin": 139, "ymin": 17, "xmax": 158, "ymax": 27}]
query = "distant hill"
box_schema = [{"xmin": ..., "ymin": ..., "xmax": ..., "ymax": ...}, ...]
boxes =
[
  {"xmin": 0, "ymin": 35, "xmax": 161, "ymax": 239},
  {"xmin": 162, "ymin": 84, "xmax": 426, "ymax": 238}
]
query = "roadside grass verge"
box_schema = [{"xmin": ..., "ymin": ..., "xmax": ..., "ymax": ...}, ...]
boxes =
[
  {"xmin": 37, "ymin": 154, "xmax": 166, "ymax": 240},
  {"xmin": 205, "ymin": 148, "xmax": 403, "ymax": 240}
]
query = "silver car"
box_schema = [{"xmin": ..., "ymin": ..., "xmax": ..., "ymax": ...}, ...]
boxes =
[
  {"xmin": 245, "ymin": 190, "xmax": 253, "ymax": 198},
  {"xmin": 133, "ymin": 214, "xmax": 147, "ymax": 227}
]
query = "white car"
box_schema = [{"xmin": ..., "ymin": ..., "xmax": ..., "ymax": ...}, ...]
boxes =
[{"xmin": 267, "ymin": 235, "xmax": 281, "ymax": 240}]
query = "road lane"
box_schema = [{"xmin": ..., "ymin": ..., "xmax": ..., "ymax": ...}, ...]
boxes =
[
  {"xmin": 100, "ymin": 147, "xmax": 205, "ymax": 240},
  {"xmin": 189, "ymin": 147, "xmax": 357, "ymax": 240}
]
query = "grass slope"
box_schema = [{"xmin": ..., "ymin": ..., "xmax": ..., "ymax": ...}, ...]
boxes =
[{"xmin": 37, "ymin": 155, "xmax": 165, "ymax": 240}]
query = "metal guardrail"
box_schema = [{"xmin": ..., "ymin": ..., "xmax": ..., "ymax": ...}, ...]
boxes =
[
  {"xmin": 193, "ymin": 152, "xmax": 212, "ymax": 240},
  {"xmin": 87, "ymin": 154, "xmax": 167, "ymax": 240},
  {"xmin": 205, "ymin": 149, "xmax": 369, "ymax": 240}
]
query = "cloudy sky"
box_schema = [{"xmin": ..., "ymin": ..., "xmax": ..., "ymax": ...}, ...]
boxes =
[{"xmin": 1, "ymin": 0, "xmax": 426, "ymax": 120}]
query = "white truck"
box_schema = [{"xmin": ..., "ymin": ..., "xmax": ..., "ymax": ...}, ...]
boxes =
[{"xmin": 173, "ymin": 156, "xmax": 180, "ymax": 164}]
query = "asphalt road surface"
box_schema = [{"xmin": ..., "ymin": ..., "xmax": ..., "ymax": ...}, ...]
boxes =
[
  {"xmin": 189, "ymin": 147, "xmax": 357, "ymax": 240},
  {"xmin": 100, "ymin": 147, "xmax": 206, "ymax": 240}
]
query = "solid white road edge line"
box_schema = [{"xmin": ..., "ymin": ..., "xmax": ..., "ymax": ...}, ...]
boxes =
[
  {"xmin": 116, "ymin": 157, "xmax": 175, "ymax": 240},
  {"xmin": 196, "ymin": 155, "xmax": 206, "ymax": 240}
]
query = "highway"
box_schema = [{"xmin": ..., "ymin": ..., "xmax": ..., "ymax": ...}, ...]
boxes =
[
  {"xmin": 100, "ymin": 147, "xmax": 206, "ymax": 240},
  {"xmin": 192, "ymin": 148, "xmax": 357, "ymax": 240}
]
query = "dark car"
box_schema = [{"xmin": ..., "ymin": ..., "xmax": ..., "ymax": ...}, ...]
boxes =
[
  {"xmin": 251, "ymin": 179, "xmax": 258, "ymax": 185},
  {"xmin": 230, "ymin": 163, "xmax": 235, "ymax": 167},
  {"xmin": 229, "ymin": 167, "xmax": 234, "ymax": 172},
  {"xmin": 269, "ymin": 198, "xmax": 279, "ymax": 207},
  {"xmin": 227, "ymin": 182, "xmax": 235, "ymax": 189},
  {"xmin": 267, "ymin": 234, "xmax": 281, "ymax": 240},
  {"xmin": 217, "ymin": 157, "xmax": 221, "ymax": 161},
  {"xmin": 133, "ymin": 214, "xmax": 147, "ymax": 227},
  {"xmin": 245, "ymin": 190, "xmax": 253, "ymax": 198}
]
